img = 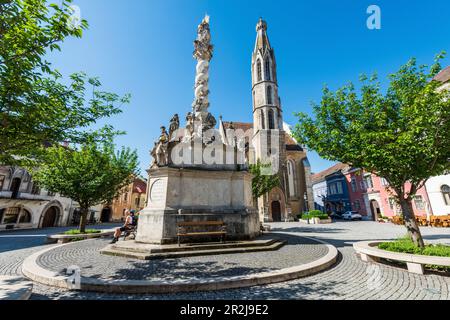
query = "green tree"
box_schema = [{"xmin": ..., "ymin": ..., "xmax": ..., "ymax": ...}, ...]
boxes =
[
  {"xmin": 249, "ymin": 160, "xmax": 280, "ymax": 199},
  {"xmin": 0, "ymin": 0, "xmax": 129, "ymax": 166},
  {"xmin": 293, "ymin": 54, "xmax": 450, "ymax": 248},
  {"xmin": 31, "ymin": 140, "xmax": 139, "ymax": 233}
]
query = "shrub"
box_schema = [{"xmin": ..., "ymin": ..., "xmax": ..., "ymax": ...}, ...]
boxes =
[
  {"xmin": 301, "ymin": 211, "xmax": 329, "ymax": 220},
  {"xmin": 378, "ymin": 237, "xmax": 450, "ymax": 257}
]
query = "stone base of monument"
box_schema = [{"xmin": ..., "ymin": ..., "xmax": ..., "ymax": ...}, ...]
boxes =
[
  {"xmin": 100, "ymin": 238, "xmax": 286, "ymax": 260},
  {"xmin": 135, "ymin": 167, "xmax": 261, "ymax": 244}
]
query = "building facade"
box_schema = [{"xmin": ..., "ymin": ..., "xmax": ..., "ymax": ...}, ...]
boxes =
[
  {"xmin": 425, "ymin": 175, "xmax": 450, "ymax": 216},
  {"xmin": 0, "ymin": 166, "xmax": 102, "ymax": 230},
  {"xmin": 313, "ymin": 163, "xmax": 436, "ymax": 220},
  {"xmin": 220, "ymin": 19, "xmax": 314, "ymax": 222},
  {"xmin": 104, "ymin": 176, "xmax": 147, "ymax": 222}
]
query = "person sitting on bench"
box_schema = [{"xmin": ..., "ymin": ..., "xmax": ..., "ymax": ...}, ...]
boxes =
[{"xmin": 110, "ymin": 209, "xmax": 137, "ymax": 244}]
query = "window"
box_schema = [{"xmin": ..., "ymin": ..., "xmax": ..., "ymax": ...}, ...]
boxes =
[
  {"xmin": 336, "ymin": 182, "xmax": 343, "ymax": 194},
  {"xmin": 31, "ymin": 183, "xmax": 40, "ymax": 195},
  {"xmin": 442, "ymin": 185, "xmax": 450, "ymax": 205},
  {"xmin": 364, "ymin": 175, "xmax": 373, "ymax": 189},
  {"xmin": 380, "ymin": 178, "xmax": 389, "ymax": 186},
  {"xmin": 135, "ymin": 197, "xmax": 140, "ymax": 207},
  {"xmin": 329, "ymin": 184, "xmax": 338, "ymax": 195},
  {"xmin": 0, "ymin": 175, "xmax": 4, "ymax": 191},
  {"xmin": 123, "ymin": 192, "xmax": 128, "ymax": 202},
  {"xmin": 2, "ymin": 207, "xmax": 20, "ymax": 224},
  {"xmin": 354, "ymin": 200, "xmax": 361, "ymax": 210},
  {"xmin": 260, "ymin": 110, "xmax": 265, "ymax": 129},
  {"xmin": 0, "ymin": 209, "xmax": 4, "ymax": 224},
  {"xmin": 47, "ymin": 191, "xmax": 55, "ymax": 197},
  {"xmin": 267, "ymin": 86, "xmax": 273, "ymax": 105},
  {"xmin": 268, "ymin": 109, "xmax": 275, "ymax": 129},
  {"xmin": 351, "ymin": 177, "xmax": 357, "ymax": 192},
  {"xmin": 265, "ymin": 58, "xmax": 271, "ymax": 81},
  {"xmin": 414, "ymin": 195, "xmax": 425, "ymax": 210},
  {"xmin": 19, "ymin": 210, "xmax": 31, "ymax": 223},
  {"xmin": 256, "ymin": 59, "xmax": 262, "ymax": 82},
  {"xmin": 253, "ymin": 91, "xmax": 256, "ymax": 107},
  {"xmin": 360, "ymin": 181, "xmax": 366, "ymax": 190},
  {"xmin": 388, "ymin": 198, "xmax": 396, "ymax": 210}
]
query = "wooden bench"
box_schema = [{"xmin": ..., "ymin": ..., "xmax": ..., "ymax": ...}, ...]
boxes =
[{"xmin": 177, "ymin": 221, "xmax": 227, "ymax": 246}]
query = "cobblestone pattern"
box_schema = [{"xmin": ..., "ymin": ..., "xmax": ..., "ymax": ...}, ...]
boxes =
[
  {"xmin": 36, "ymin": 234, "xmax": 328, "ymax": 281},
  {"xmin": 1, "ymin": 221, "xmax": 450, "ymax": 300}
]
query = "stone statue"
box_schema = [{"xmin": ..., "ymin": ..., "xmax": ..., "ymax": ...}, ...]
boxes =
[
  {"xmin": 151, "ymin": 126, "xmax": 169, "ymax": 167},
  {"xmin": 192, "ymin": 15, "xmax": 213, "ymax": 116},
  {"xmin": 169, "ymin": 114, "xmax": 180, "ymax": 141},
  {"xmin": 184, "ymin": 112, "xmax": 195, "ymax": 141}
]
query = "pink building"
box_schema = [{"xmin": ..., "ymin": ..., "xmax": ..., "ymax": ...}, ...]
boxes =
[
  {"xmin": 343, "ymin": 169, "xmax": 432, "ymax": 220},
  {"xmin": 344, "ymin": 168, "xmax": 369, "ymax": 217}
]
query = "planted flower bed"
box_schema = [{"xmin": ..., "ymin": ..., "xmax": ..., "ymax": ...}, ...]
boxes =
[{"xmin": 378, "ymin": 237, "xmax": 450, "ymax": 272}]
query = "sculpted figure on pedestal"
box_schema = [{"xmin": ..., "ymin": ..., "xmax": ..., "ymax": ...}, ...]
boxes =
[
  {"xmin": 151, "ymin": 126, "xmax": 169, "ymax": 168},
  {"xmin": 169, "ymin": 114, "xmax": 180, "ymax": 141}
]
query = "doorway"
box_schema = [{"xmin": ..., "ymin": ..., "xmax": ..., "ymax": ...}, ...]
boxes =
[
  {"xmin": 370, "ymin": 200, "xmax": 381, "ymax": 221},
  {"xmin": 100, "ymin": 207, "xmax": 111, "ymax": 223},
  {"xmin": 41, "ymin": 206, "xmax": 59, "ymax": 228},
  {"xmin": 271, "ymin": 201, "xmax": 282, "ymax": 222}
]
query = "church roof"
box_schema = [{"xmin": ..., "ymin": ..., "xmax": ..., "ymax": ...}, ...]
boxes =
[
  {"xmin": 221, "ymin": 121, "xmax": 303, "ymax": 152},
  {"xmin": 434, "ymin": 66, "xmax": 450, "ymax": 83}
]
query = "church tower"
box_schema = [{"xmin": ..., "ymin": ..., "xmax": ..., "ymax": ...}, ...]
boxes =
[
  {"xmin": 251, "ymin": 18, "xmax": 287, "ymax": 221},
  {"xmin": 251, "ymin": 18, "xmax": 285, "ymax": 163}
]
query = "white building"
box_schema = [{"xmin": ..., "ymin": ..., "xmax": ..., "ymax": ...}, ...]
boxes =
[
  {"xmin": 425, "ymin": 175, "xmax": 450, "ymax": 216},
  {"xmin": 0, "ymin": 166, "xmax": 102, "ymax": 230}
]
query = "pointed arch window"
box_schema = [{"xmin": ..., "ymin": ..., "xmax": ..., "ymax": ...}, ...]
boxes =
[
  {"xmin": 287, "ymin": 160, "xmax": 296, "ymax": 197},
  {"xmin": 267, "ymin": 86, "xmax": 273, "ymax": 105},
  {"xmin": 260, "ymin": 110, "xmax": 265, "ymax": 129},
  {"xmin": 256, "ymin": 59, "xmax": 262, "ymax": 82},
  {"xmin": 268, "ymin": 109, "xmax": 275, "ymax": 129},
  {"xmin": 265, "ymin": 58, "xmax": 271, "ymax": 81}
]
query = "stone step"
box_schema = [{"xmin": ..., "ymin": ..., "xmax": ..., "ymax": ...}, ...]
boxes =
[
  {"xmin": 101, "ymin": 240, "xmax": 286, "ymax": 260},
  {"xmin": 110, "ymin": 238, "xmax": 280, "ymax": 254}
]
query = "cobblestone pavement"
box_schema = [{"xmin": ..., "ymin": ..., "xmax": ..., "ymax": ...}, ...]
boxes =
[
  {"xmin": 1, "ymin": 221, "xmax": 450, "ymax": 300},
  {"xmin": 36, "ymin": 234, "xmax": 328, "ymax": 281}
]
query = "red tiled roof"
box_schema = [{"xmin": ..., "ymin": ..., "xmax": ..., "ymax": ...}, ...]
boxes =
[
  {"xmin": 223, "ymin": 122, "xmax": 254, "ymax": 132},
  {"xmin": 311, "ymin": 163, "xmax": 350, "ymax": 184},
  {"xmin": 434, "ymin": 66, "xmax": 450, "ymax": 83},
  {"xmin": 222, "ymin": 121, "xmax": 302, "ymax": 150}
]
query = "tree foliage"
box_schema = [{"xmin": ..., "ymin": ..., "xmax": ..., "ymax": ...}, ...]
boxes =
[
  {"xmin": 0, "ymin": 0, "xmax": 130, "ymax": 166},
  {"xmin": 31, "ymin": 140, "xmax": 139, "ymax": 232},
  {"xmin": 293, "ymin": 53, "xmax": 450, "ymax": 247},
  {"xmin": 249, "ymin": 160, "xmax": 280, "ymax": 199}
]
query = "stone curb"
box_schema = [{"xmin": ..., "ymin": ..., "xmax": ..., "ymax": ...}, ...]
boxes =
[
  {"xmin": 353, "ymin": 240, "xmax": 450, "ymax": 274},
  {"xmin": 46, "ymin": 229, "xmax": 115, "ymax": 244},
  {"xmin": 22, "ymin": 236, "xmax": 338, "ymax": 294},
  {"xmin": 0, "ymin": 276, "xmax": 33, "ymax": 300}
]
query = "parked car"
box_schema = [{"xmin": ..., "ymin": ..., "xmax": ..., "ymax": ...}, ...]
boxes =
[{"xmin": 342, "ymin": 211, "xmax": 363, "ymax": 221}]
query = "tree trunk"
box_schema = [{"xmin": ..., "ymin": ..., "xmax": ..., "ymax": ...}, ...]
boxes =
[
  {"xmin": 399, "ymin": 198, "xmax": 425, "ymax": 248},
  {"xmin": 79, "ymin": 207, "xmax": 89, "ymax": 234}
]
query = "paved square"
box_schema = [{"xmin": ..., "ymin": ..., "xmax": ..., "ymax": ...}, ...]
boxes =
[{"xmin": 0, "ymin": 221, "xmax": 449, "ymax": 300}]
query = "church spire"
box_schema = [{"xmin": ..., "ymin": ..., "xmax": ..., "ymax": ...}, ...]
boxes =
[{"xmin": 254, "ymin": 18, "xmax": 271, "ymax": 54}]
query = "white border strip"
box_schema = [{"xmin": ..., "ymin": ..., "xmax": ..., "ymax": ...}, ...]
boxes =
[{"xmin": 22, "ymin": 236, "xmax": 338, "ymax": 294}]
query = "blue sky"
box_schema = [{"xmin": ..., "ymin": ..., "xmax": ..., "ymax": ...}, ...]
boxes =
[{"xmin": 47, "ymin": 0, "xmax": 450, "ymax": 175}]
